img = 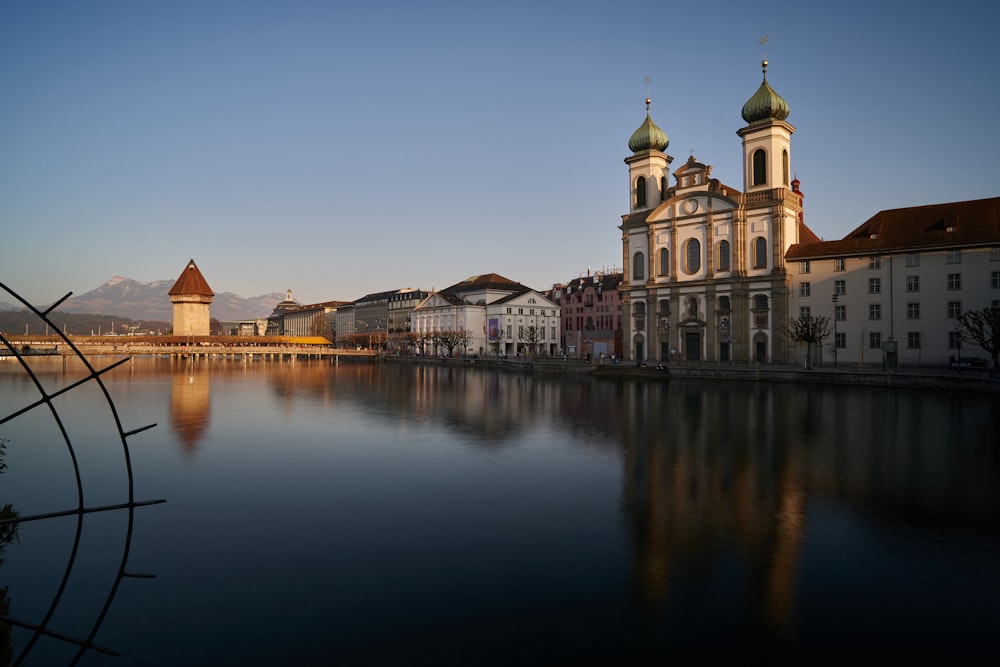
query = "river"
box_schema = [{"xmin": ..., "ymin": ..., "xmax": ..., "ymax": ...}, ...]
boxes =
[{"xmin": 1, "ymin": 356, "xmax": 998, "ymax": 665}]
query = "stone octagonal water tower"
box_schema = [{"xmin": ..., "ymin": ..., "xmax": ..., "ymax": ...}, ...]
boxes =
[{"xmin": 169, "ymin": 259, "xmax": 214, "ymax": 336}]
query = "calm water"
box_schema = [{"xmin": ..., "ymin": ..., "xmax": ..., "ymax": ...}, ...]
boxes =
[{"xmin": 1, "ymin": 356, "xmax": 999, "ymax": 665}]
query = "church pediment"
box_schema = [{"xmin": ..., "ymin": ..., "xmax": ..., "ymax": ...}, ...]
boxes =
[{"xmin": 646, "ymin": 190, "xmax": 738, "ymax": 223}]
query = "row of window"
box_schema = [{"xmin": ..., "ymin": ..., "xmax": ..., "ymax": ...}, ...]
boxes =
[
  {"xmin": 565, "ymin": 316, "xmax": 621, "ymax": 331},
  {"xmin": 829, "ymin": 331, "xmax": 968, "ymax": 351},
  {"xmin": 801, "ymin": 301, "xmax": 970, "ymax": 321},
  {"xmin": 799, "ymin": 271, "xmax": 998, "ymax": 297},
  {"xmin": 498, "ymin": 325, "xmax": 558, "ymax": 341},
  {"xmin": 801, "ymin": 248, "xmax": 1000, "ymax": 275},
  {"xmin": 632, "ymin": 237, "xmax": 769, "ymax": 280}
]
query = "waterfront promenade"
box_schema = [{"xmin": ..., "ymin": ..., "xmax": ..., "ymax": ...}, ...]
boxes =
[{"xmin": 385, "ymin": 354, "xmax": 1000, "ymax": 395}]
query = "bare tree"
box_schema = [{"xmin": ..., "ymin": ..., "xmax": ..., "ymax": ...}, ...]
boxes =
[
  {"xmin": 488, "ymin": 326, "xmax": 506, "ymax": 357},
  {"xmin": 413, "ymin": 331, "xmax": 433, "ymax": 356},
  {"xmin": 785, "ymin": 313, "xmax": 832, "ymax": 369},
  {"xmin": 518, "ymin": 325, "xmax": 542, "ymax": 358},
  {"xmin": 956, "ymin": 306, "xmax": 1000, "ymax": 369},
  {"xmin": 393, "ymin": 331, "xmax": 420, "ymax": 355},
  {"xmin": 310, "ymin": 313, "xmax": 332, "ymax": 340},
  {"xmin": 437, "ymin": 329, "xmax": 472, "ymax": 357}
]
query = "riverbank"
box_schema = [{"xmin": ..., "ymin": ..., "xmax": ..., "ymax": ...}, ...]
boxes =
[{"xmin": 384, "ymin": 355, "xmax": 1000, "ymax": 395}]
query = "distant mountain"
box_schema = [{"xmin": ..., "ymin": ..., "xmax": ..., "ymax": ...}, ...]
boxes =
[{"xmin": 52, "ymin": 276, "xmax": 284, "ymax": 322}]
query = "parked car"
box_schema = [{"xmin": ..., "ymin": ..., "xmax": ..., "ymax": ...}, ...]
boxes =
[{"xmin": 950, "ymin": 356, "xmax": 987, "ymax": 369}]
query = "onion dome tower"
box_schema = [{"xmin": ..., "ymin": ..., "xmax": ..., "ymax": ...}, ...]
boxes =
[
  {"xmin": 625, "ymin": 97, "xmax": 673, "ymax": 212},
  {"xmin": 628, "ymin": 98, "xmax": 669, "ymax": 153},
  {"xmin": 737, "ymin": 58, "xmax": 795, "ymax": 193},
  {"xmin": 169, "ymin": 259, "xmax": 214, "ymax": 336},
  {"xmin": 741, "ymin": 59, "xmax": 790, "ymax": 125}
]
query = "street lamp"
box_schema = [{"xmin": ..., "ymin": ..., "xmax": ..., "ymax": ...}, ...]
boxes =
[
  {"xmin": 955, "ymin": 327, "xmax": 962, "ymax": 372},
  {"xmin": 831, "ymin": 294, "xmax": 839, "ymax": 368}
]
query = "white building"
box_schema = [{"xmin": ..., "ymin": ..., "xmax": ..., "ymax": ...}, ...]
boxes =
[
  {"xmin": 619, "ymin": 58, "xmax": 803, "ymax": 364},
  {"xmin": 787, "ymin": 197, "xmax": 1000, "ymax": 368},
  {"xmin": 411, "ymin": 273, "xmax": 561, "ymax": 357}
]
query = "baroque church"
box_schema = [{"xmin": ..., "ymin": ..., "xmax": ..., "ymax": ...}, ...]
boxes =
[{"xmin": 619, "ymin": 57, "xmax": 808, "ymax": 364}]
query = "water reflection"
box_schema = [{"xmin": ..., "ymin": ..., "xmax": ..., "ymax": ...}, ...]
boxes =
[
  {"xmin": 169, "ymin": 358, "xmax": 210, "ymax": 453},
  {"xmin": 3, "ymin": 357, "xmax": 996, "ymax": 662}
]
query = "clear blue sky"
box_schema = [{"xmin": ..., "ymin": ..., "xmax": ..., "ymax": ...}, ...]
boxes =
[{"xmin": 2, "ymin": 0, "xmax": 997, "ymax": 307}]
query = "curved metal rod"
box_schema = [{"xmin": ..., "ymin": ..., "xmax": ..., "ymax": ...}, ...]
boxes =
[
  {"xmin": 0, "ymin": 282, "xmax": 165, "ymax": 663},
  {"xmin": 0, "ymin": 331, "xmax": 86, "ymax": 512}
]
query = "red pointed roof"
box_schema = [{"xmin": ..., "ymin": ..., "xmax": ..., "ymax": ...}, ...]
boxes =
[{"xmin": 168, "ymin": 259, "xmax": 214, "ymax": 297}]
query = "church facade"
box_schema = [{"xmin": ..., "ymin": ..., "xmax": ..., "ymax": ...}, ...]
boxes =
[{"xmin": 619, "ymin": 59, "xmax": 807, "ymax": 364}]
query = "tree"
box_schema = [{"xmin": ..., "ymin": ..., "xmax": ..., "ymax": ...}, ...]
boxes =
[
  {"xmin": 956, "ymin": 306, "xmax": 1000, "ymax": 369},
  {"xmin": 785, "ymin": 313, "xmax": 832, "ymax": 369},
  {"xmin": 518, "ymin": 325, "xmax": 542, "ymax": 357},
  {"xmin": 488, "ymin": 326, "xmax": 506, "ymax": 357},
  {"xmin": 310, "ymin": 313, "xmax": 332, "ymax": 340},
  {"xmin": 436, "ymin": 329, "xmax": 472, "ymax": 357},
  {"xmin": 412, "ymin": 331, "xmax": 433, "ymax": 356}
]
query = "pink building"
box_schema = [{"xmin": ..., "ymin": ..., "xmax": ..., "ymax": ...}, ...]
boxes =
[{"xmin": 552, "ymin": 271, "xmax": 623, "ymax": 359}]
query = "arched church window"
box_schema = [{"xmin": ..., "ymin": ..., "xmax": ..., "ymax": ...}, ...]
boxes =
[
  {"xmin": 717, "ymin": 240, "xmax": 730, "ymax": 271},
  {"xmin": 752, "ymin": 149, "xmax": 767, "ymax": 186},
  {"xmin": 752, "ymin": 236, "xmax": 767, "ymax": 269},
  {"xmin": 659, "ymin": 247, "xmax": 669, "ymax": 276},
  {"xmin": 632, "ymin": 252, "xmax": 645, "ymax": 281},
  {"xmin": 636, "ymin": 177, "xmax": 647, "ymax": 208},
  {"xmin": 635, "ymin": 301, "xmax": 646, "ymax": 315},
  {"xmin": 684, "ymin": 239, "xmax": 701, "ymax": 274},
  {"xmin": 782, "ymin": 149, "xmax": 789, "ymax": 187},
  {"xmin": 660, "ymin": 177, "xmax": 667, "ymax": 201},
  {"xmin": 753, "ymin": 294, "xmax": 769, "ymax": 310},
  {"xmin": 719, "ymin": 295, "xmax": 731, "ymax": 312},
  {"xmin": 659, "ymin": 299, "xmax": 670, "ymax": 316}
]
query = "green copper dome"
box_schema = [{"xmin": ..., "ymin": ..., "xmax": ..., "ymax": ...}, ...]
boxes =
[
  {"xmin": 628, "ymin": 98, "xmax": 669, "ymax": 153},
  {"xmin": 741, "ymin": 60, "xmax": 790, "ymax": 124}
]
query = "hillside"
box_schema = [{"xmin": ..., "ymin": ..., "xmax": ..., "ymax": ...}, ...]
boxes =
[{"xmin": 0, "ymin": 277, "xmax": 284, "ymax": 322}]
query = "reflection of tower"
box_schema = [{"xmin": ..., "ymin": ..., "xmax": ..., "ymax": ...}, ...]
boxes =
[
  {"xmin": 621, "ymin": 383, "xmax": 806, "ymax": 636},
  {"xmin": 169, "ymin": 259, "xmax": 214, "ymax": 336},
  {"xmin": 169, "ymin": 360, "xmax": 210, "ymax": 453}
]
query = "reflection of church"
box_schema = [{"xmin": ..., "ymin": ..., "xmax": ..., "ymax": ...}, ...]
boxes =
[
  {"xmin": 620, "ymin": 57, "xmax": 806, "ymax": 363},
  {"xmin": 619, "ymin": 382, "xmax": 805, "ymax": 639}
]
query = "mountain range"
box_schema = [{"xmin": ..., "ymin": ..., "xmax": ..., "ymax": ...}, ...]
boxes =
[{"xmin": 1, "ymin": 276, "xmax": 285, "ymax": 322}]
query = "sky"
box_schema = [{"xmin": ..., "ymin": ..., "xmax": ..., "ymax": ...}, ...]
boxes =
[{"xmin": 2, "ymin": 0, "xmax": 997, "ymax": 307}]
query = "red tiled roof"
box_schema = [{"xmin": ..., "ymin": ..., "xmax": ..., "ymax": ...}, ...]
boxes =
[
  {"xmin": 442, "ymin": 273, "xmax": 524, "ymax": 293},
  {"xmin": 797, "ymin": 220, "xmax": 822, "ymax": 245},
  {"xmin": 168, "ymin": 259, "xmax": 214, "ymax": 297},
  {"xmin": 787, "ymin": 197, "xmax": 1000, "ymax": 259}
]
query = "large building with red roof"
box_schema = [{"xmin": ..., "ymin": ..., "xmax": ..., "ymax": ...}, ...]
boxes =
[
  {"xmin": 410, "ymin": 273, "xmax": 560, "ymax": 357},
  {"xmin": 787, "ymin": 197, "xmax": 1000, "ymax": 367}
]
